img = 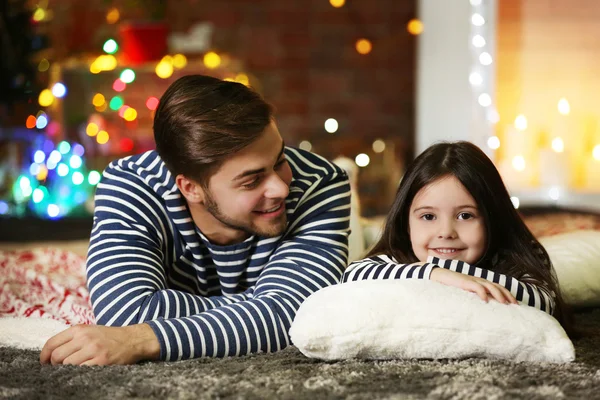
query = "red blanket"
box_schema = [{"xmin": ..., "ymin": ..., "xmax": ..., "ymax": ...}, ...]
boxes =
[{"xmin": 0, "ymin": 249, "xmax": 95, "ymax": 325}]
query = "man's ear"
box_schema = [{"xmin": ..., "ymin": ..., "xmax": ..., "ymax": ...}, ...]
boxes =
[{"xmin": 175, "ymin": 174, "xmax": 205, "ymax": 204}]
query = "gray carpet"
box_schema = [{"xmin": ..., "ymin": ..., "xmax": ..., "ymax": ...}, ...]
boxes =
[{"xmin": 1, "ymin": 309, "xmax": 599, "ymax": 400}]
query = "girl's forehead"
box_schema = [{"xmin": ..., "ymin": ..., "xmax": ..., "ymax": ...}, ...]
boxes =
[{"xmin": 412, "ymin": 176, "xmax": 476, "ymax": 206}]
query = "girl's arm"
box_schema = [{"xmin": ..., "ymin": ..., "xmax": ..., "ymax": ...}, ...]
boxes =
[
  {"xmin": 428, "ymin": 256, "xmax": 555, "ymax": 314},
  {"xmin": 342, "ymin": 255, "xmax": 554, "ymax": 315},
  {"xmin": 342, "ymin": 254, "xmax": 439, "ymax": 282}
]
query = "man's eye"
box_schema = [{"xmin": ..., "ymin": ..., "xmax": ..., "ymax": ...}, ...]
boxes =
[
  {"xmin": 458, "ymin": 212, "xmax": 473, "ymax": 220},
  {"xmin": 421, "ymin": 214, "xmax": 435, "ymax": 221},
  {"xmin": 275, "ymin": 158, "xmax": 288, "ymax": 169},
  {"xmin": 242, "ymin": 178, "xmax": 260, "ymax": 189}
]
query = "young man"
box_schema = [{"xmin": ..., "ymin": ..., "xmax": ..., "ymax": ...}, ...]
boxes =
[{"xmin": 40, "ymin": 75, "xmax": 351, "ymax": 365}]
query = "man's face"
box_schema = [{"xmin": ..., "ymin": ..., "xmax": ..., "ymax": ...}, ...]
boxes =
[{"xmin": 202, "ymin": 121, "xmax": 293, "ymax": 238}]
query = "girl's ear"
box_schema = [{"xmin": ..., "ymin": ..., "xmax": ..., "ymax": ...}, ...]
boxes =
[{"xmin": 175, "ymin": 174, "xmax": 205, "ymax": 204}]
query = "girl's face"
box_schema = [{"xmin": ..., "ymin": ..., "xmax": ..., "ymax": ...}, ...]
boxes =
[{"xmin": 408, "ymin": 175, "xmax": 486, "ymax": 264}]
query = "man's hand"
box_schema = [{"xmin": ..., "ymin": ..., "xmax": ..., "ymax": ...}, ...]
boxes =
[
  {"xmin": 39, "ymin": 323, "xmax": 161, "ymax": 366},
  {"xmin": 430, "ymin": 268, "xmax": 518, "ymax": 305}
]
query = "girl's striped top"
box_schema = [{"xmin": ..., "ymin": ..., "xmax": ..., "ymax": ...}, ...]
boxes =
[{"xmin": 342, "ymin": 255, "xmax": 555, "ymax": 315}]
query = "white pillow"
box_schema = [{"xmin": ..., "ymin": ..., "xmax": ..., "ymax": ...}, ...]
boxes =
[
  {"xmin": 290, "ymin": 280, "xmax": 574, "ymax": 363},
  {"xmin": 539, "ymin": 230, "xmax": 600, "ymax": 308}
]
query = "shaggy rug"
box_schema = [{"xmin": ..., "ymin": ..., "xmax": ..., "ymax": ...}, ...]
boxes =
[{"xmin": 0, "ymin": 309, "xmax": 599, "ymax": 400}]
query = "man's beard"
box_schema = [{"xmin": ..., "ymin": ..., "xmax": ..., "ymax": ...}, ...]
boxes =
[{"xmin": 204, "ymin": 191, "xmax": 287, "ymax": 238}]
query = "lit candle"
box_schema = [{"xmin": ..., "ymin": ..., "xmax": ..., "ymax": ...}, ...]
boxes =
[{"xmin": 539, "ymin": 149, "xmax": 570, "ymax": 188}]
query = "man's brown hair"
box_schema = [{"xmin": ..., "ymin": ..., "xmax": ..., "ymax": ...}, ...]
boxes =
[{"xmin": 153, "ymin": 75, "xmax": 274, "ymax": 186}]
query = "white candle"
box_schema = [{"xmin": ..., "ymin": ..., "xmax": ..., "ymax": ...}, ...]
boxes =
[
  {"xmin": 584, "ymin": 158, "xmax": 600, "ymax": 190},
  {"xmin": 539, "ymin": 149, "xmax": 570, "ymax": 188},
  {"xmin": 498, "ymin": 159, "xmax": 529, "ymax": 190}
]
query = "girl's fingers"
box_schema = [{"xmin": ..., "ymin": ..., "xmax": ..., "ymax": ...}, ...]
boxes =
[
  {"xmin": 494, "ymin": 283, "xmax": 518, "ymax": 304},
  {"xmin": 482, "ymin": 282, "xmax": 508, "ymax": 304},
  {"xmin": 467, "ymin": 282, "xmax": 489, "ymax": 302}
]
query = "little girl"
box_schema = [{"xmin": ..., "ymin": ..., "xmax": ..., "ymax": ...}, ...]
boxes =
[{"xmin": 343, "ymin": 141, "xmax": 569, "ymax": 328}]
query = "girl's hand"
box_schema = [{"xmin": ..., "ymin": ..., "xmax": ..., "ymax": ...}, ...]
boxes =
[{"xmin": 430, "ymin": 268, "xmax": 518, "ymax": 305}]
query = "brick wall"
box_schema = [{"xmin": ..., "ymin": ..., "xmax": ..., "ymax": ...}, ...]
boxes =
[
  {"xmin": 49, "ymin": 0, "xmax": 417, "ymax": 216},
  {"xmin": 191, "ymin": 1, "xmax": 417, "ymax": 215}
]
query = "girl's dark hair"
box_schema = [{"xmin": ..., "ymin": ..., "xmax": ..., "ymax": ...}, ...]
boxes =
[
  {"xmin": 153, "ymin": 75, "xmax": 273, "ymax": 186},
  {"xmin": 368, "ymin": 141, "xmax": 571, "ymax": 331}
]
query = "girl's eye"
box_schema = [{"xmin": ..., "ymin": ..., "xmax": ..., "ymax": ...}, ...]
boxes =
[
  {"xmin": 421, "ymin": 214, "xmax": 435, "ymax": 221},
  {"xmin": 458, "ymin": 212, "xmax": 473, "ymax": 220}
]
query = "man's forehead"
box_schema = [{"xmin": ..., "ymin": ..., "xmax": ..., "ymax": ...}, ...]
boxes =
[{"xmin": 212, "ymin": 128, "xmax": 285, "ymax": 180}]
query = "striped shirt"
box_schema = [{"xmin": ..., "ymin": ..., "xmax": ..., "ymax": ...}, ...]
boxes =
[
  {"xmin": 342, "ymin": 255, "xmax": 555, "ymax": 315},
  {"xmin": 86, "ymin": 147, "xmax": 351, "ymax": 361}
]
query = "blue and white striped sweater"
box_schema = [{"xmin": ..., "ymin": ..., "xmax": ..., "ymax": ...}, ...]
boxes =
[{"xmin": 87, "ymin": 147, "xmax": 351, "ymax": 361}]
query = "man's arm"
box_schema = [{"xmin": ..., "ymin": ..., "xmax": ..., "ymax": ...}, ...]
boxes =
[
  {"xmin": 144, "ymin": 172, "xmax": 351, "ymax": 360},
  {"xmin": 87, "ymin": 161, "xmax": 253, "ymax": 326}
]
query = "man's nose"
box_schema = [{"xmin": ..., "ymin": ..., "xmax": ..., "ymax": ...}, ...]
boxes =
[{"xmin": 264, "ymin": 173, "xmax": 289, "ymax": 199}]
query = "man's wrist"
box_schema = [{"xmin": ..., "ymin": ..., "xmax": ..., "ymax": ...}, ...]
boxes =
[{"xmin": 126, "ymin": 323, "xmax": 161, "ymax": 361}]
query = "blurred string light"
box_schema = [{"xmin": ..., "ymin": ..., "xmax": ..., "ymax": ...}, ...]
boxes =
[
  {"xmin": 90, "ymin": 55, "xmax": 117, "ymax": 74},
  {"xmin": 118, "ymin": 105, "xmax": 130, "ymax": 118},
  {"xmin": 109, "ymin": 96, "xmax": 124, "ymax": 110},
  {"xmin": 69, "ymin": 155, "xmax": 83, "ymax": 169},
  {"xmin": 34, "ymin": 150, "xmax": 45, "ymax": 164},
  {"xmin": 514, "ymin": 114, "xmax": 528, "ymax": 131},
  {"xmin": 146, "ymin": 97, "xmax": 159, "ymax": 110},
  {"xmin": 36, "ymin": 114, "xmax": 48, "ymax": 129},
  {"xmin": 512, "ymin": 155, "xmax": 526, "ymax": 171},
  {"xmin": 173, "ymin": 54, "xmax": 187, "ymax": 69},
  {"xmin": 324, "ymin": 118, "xmax": 339, "ymax": 133},
  {"xmin": 86, "ymin": 123, "xmax": 99, "ymax": 137},
  {"xmin": 10, "ymin": 139, "xmax": 98, "ymax": 219},
  {"xmin": 88, "ymin": 171, "xmax": 101, "ymax": 185},
  {"xmin": 112, "ymin": 78, "xmax": 126, "ymax": 92},
  {"xmin": 38, "ymin": 59, "xmax": 50, "ymax": 72},
  {"xmin": 355, "ymin": 153, "xmax": 370, "ymax": 167},
  {"xmin": 235, "ymin": 73, "xmax": 249, "ymax": 86},
  {"xmin": 551, "ymin": 137, "xmax": 565, "ymax": 153},
  {"xmin": 372, "ymin": 139, "xmax": 386, "ymax": 153},
  {"xmin": 329, "ymin": 0, "xmax": 345, "ymax": 7},
  {"xmin": 0, "ymin": 201, "xmax": 8, "ymax": 215},
  {"xmin": 97, "ymin": 130, "xmax": 109, "ymax": 144},
  {"xmin": 487, "ymin": 136, "xmax": 500, "ymax": 150},
  {"xmin": 93, "ymin": 93, "xmax": 105, "ymax": 107},
  {"xmin": 58, "ymin": 141, "xmax": 71, "ymax": 154},
  {"xmin": 26, "ymin": 115, "xmax": 37, "ymax": 129},
  {"xmin": 593, "ymin": 145, "xmax": 600, "ymax": 161},
  {"xmin": 123, "ymin": 107, "xmax": 138, "ymax": 122},
  {"xmin": 120, "ymin": 138, "xmax": 135, "ymax": 153},
  {"xmin": 51, "ymin": 83, "xmax": 67, "ymax": 98},
  {"xmin": 106, "ymin": 8, "xmax": 120, "ymax": 24},
  {"xmin": 203, "ymin": 52, "xmax": 221, "ymax": 69},
  {"xmin": 38, "ymin": 89, "xmax": 54, "ymax": 107},
  {"xmin": 299, "ymin": 141, "xmax": 312, "ymax": 151},
  {"xmin": 103, "ymin": 39, "xmax": 118, "ymax": 54},
  {"xmin": 558, "ymin": 97, "xmax": 570, "ymax": 115},
  {"xmin": 469, "ymin": 0, "xmax": 499, "ymax": 153},
  {"xmin": 156, "ymin": 56, "xmax": 174, "ymax": 79},
  {"xmin": 407, "ymin": 19, "xmax": 424, "ymax": 35},
  {"xmin": 33, "ymin": 7, "xmax": 46, "ymax": 22},
  {"xmin": 120, "ymin": 69, "xmax": 135, "ymax": 83},
  {"xmin": 355, "ymin": 39, "xmax": 372, "ymax": 55}
]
